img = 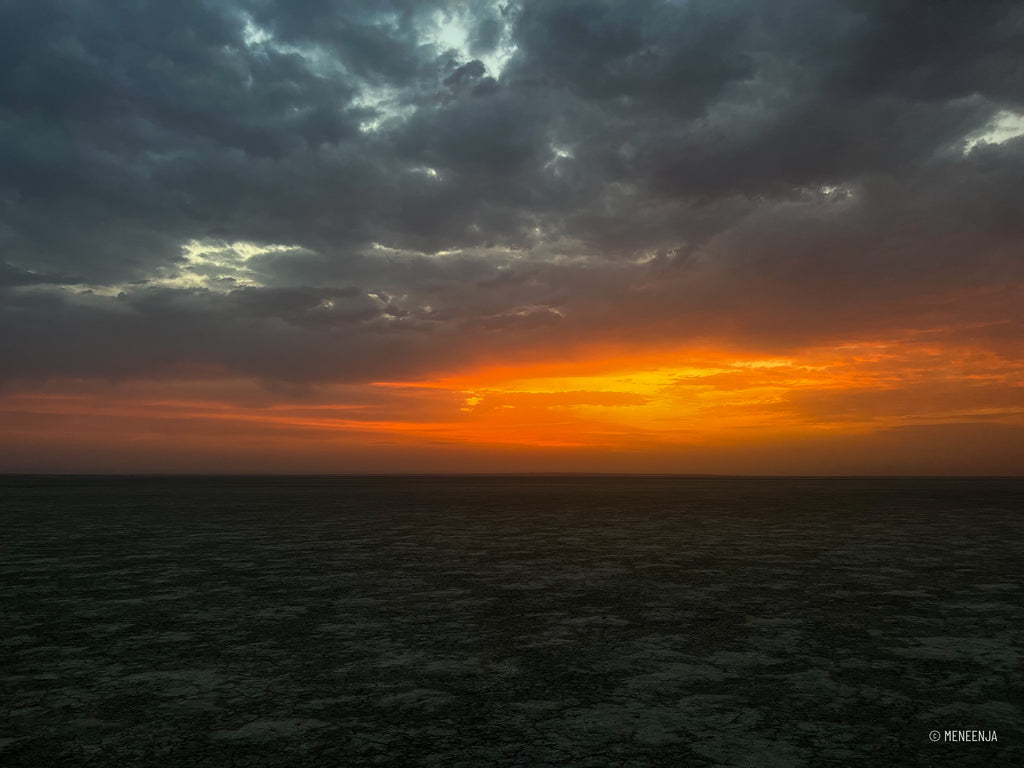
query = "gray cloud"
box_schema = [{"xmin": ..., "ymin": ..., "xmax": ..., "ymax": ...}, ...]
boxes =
[{"xmin": 1, "ymin": 0, "xmax": 1022, "ymax": 386}]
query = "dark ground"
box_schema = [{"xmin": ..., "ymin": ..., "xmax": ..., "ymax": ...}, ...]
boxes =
[{"xmin": 1, "ymin": 476, "xmax": 1022, "ymax": 767}]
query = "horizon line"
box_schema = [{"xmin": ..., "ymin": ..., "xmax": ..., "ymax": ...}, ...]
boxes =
[{"xmin": 3, "ymin": 472, "xmax": 1022, "ymax": 480}]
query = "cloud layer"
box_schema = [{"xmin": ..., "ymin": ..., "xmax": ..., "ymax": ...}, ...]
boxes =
[{"xmin": 1, "ymin": 1, "xmax": 1022, "ymax": 471}]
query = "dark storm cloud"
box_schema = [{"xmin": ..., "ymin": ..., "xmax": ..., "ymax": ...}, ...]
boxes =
[
  {"xmin": 512, "ymin": 0, "xmax": 755, "ymax": 111},
  {"xmin": 824, "ymin": 0, "xmax": 1024, "ymax": 105},
  {"xmin": 1, "ymin": 0, "xmax": 1022, "ymax": 384}
]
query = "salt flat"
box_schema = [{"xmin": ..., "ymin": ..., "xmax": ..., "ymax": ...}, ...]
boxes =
[{"xmin": 1, "ymin": 476, "xmax": 1022, "ymax": 766}]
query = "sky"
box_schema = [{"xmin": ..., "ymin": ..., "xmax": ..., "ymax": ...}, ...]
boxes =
[{"xmin": 1, "ymin": 0, "xmax": 1023, "ymax": 474}]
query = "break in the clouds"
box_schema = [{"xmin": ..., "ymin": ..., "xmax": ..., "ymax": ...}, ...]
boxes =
[{"xmin": 1, "ymin": 0, "xmax": 1023, "ymax": 388}]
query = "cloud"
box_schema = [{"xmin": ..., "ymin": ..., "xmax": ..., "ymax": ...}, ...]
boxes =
[{"xmin": 0, "ymin": 0, "xmax": 1021, "ymax": 392}]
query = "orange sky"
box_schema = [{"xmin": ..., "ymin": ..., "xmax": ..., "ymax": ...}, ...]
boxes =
[
  {"xmin": 3, "ymin": 1, "xmax": 1024, "ymax": 476},
  {"xmin": 3, "ymin": 332, "xmax": 1022, "ymax": 474}
]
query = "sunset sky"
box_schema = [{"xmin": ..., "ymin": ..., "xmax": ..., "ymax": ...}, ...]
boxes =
[{"xmin": 2, "ymin": 0, "xmax": 1023, "ymax": 474}]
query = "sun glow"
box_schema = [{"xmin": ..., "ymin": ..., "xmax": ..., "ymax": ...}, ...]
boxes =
[
  {"xmin": 368, "ymin": 337, "xmax": 1024, "ymax": 451},
  {"xmin": 3, "ymin": 335, "xmax": 1021, "ymax": 473}
]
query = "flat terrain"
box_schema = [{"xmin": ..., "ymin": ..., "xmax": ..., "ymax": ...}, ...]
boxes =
[{"xmin": 2, "ymin": 476, "xmax": 1022, "ymax": 766}]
